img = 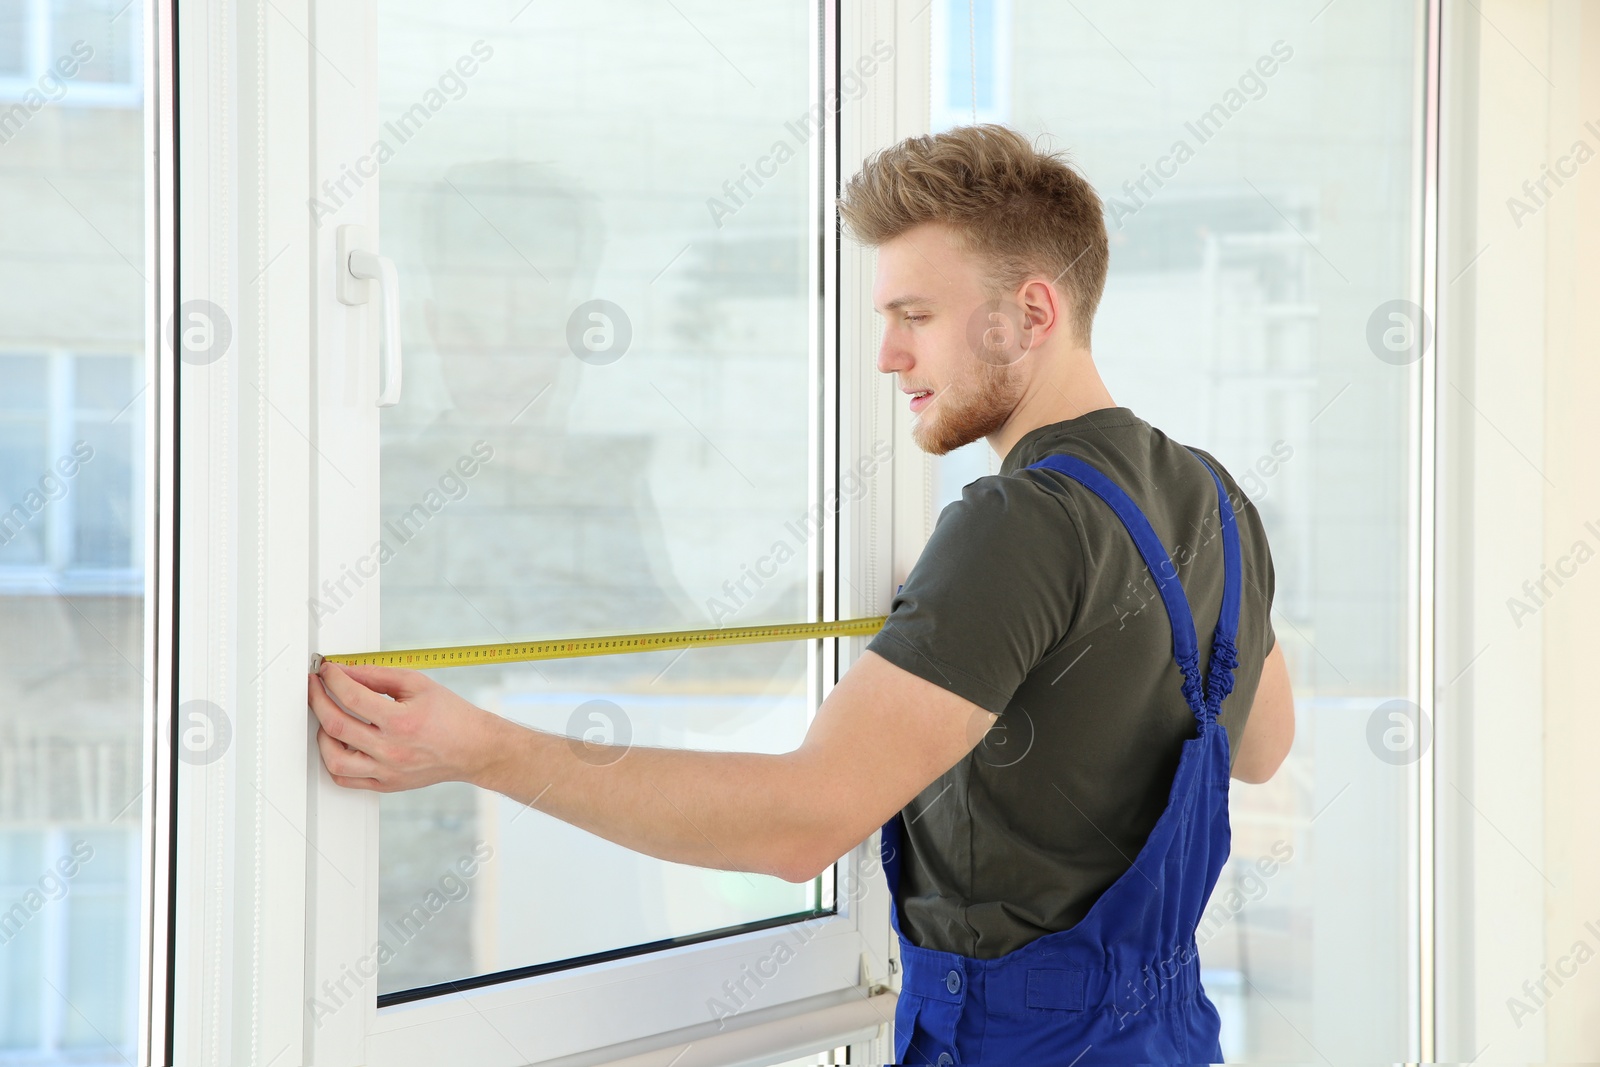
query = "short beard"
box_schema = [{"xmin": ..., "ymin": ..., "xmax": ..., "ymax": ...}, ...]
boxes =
[{"xmin": 911, "ymin": 360, "xmax": 1024, "ymax": 456}]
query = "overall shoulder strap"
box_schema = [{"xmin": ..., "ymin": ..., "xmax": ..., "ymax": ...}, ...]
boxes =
[
  {"xmin": 1185, "ymin": 448, "xmax": 1243, "ymax": 716},
  {"xmin": 1023, "ymin": 451, "xmax": 1242, "ymax": 724}
]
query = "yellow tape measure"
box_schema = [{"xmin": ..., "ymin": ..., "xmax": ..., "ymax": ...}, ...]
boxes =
[{"xmin": 312, "ymin": 615, "xmax": 888, "ymax": 672}]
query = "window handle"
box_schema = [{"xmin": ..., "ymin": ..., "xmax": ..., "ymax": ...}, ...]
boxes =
[{"xmin": 335, "ymin": 224, "xmax": 402, "ymax": 407}]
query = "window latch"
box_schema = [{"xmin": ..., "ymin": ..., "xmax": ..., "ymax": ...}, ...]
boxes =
[{"xmin": 335, "ymin": 224, "xmax": 402, "ymax": 407}]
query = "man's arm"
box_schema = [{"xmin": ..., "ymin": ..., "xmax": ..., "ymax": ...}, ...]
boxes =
[
  {"xmin": 308, "ymin": 650, "xmax": 994, "ymax": 883},
  {"xmin": 1230, "ymin": 641, "xmax": 1294, "ymax": 784}
]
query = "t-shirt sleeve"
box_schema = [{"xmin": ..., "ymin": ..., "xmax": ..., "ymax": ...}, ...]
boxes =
[
  {"xmin": 1214, "ymin": 456, "xmax": 1278, "ymax": 658},
  {"xmin": 1263, "ymin": 545, "xmax": 1278, "ymax": 655},
  {"xmin": 1237, "ymin": 489, "xmax": 1277, "ymax": 658},
  {"xmin": 864, "ymin": 475, "xmax": 1083, "ymax": 716}
]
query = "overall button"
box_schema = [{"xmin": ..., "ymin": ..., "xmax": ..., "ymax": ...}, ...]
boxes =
[
  {"xmin": 936, "ymin": 1054, "xmax": 954, "ymax": 1066},
  {"xmin": 945, "ymin": 969, "xmax": 961, "ymax": 994}
]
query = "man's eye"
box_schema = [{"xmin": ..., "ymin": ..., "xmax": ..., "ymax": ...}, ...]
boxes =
[{"xmin": 905, "ymin": 314, "xmax": 928, "ymax": 324}]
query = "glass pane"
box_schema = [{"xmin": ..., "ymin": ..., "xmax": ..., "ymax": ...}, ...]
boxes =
[
  {"xmin": 940, "ymin": 0, "xmax": 999, "ymax": 113},
  {"xmin": 372, "ymin": 1, "xmax": 823, "ymax": 995},
  {"xmin": 0, "ymin": 832, "xmax": 46, "ymax": 1049},
  {"xmin": 0, "ymin": 0, "xmax": 146, "ymax": 1057},
  {"xmin": 72, "ymin": 420, "xmax": 135, "ymax": 569},
  {"xmin": 0, "ymin": 0, "xmax": 25, "ymax": 78},
  {"xmin": 60, "ymin": 830, "xmax": 134, "ymax": 1049},
  {"xmin": 74, "ymin": 353, "xmax": 136, "ymax": 413},
  {"xmin": 932, "ymin": 2, "xmax": 1419, "ymax": 1061},
  {"xmin": 51, "ymin": 0, "xmax": 135, "ymax": 86},
  {"xmin": 0, "ymin": 424, "xmax": 51, "ymax": 566},
  {"xmin": 0, "ymin": 355, "xmax": 48, "ymax": 410}
]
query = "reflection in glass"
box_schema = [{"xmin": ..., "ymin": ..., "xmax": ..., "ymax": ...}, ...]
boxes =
[
  {"xmin": 370, "ymin": 1, "xmax": 833, "ymax": 995},
  {"xmin": 0, "ymin": 2, "xmax": 146, "ymax": 1058}
]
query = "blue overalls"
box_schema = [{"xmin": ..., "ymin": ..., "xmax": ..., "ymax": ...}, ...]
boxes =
[{"xmin": 880, "ymin": 449, "xmax": 1242, "ymax": 1065}]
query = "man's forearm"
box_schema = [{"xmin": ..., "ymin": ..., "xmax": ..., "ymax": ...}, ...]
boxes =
[
  {"xmin": 311, "ymin": 652, "xmax": 963, "ymax": 882},
  {"xmin": 471, "ymin": 719, "xmax": 834, "ymax": 882}
]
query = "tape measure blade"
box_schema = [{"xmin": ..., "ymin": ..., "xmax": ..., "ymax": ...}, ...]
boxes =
[{"xmin": 317, "ymin": 615, "xmax": 887, "ymax": 671}]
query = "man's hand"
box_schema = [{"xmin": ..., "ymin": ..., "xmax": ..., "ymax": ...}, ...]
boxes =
[
  {"xmin": 305, "ymin": 649, "xmax": 993, "ymax": 881},
  {"xmin": 307, "ymin": 661, "xmax": 509, "ymax": 792}
]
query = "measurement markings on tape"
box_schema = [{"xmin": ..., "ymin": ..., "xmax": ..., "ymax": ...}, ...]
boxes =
[{"xmin": 311, "ymin": 615, "xmax": 888, "ymax": 672}]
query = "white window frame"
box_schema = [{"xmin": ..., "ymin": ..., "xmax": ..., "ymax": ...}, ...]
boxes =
[
  {"xmin": 310, "ymin": 0, "xmax": 899, "ymax": 1055},
  {"xmin": 164, "ymin": 0, "xmax": 928, "ymax": 1063}
]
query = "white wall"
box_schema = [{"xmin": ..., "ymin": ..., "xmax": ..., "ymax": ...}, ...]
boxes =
[{"xmin": 1439, "ymin": 0, "xmax": 1600, "ymax": 1059}]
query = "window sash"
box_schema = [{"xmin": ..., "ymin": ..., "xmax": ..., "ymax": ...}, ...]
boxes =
[{"xmin": 273, "ymin": 0, "xmax": 904, "ymax": 1062}]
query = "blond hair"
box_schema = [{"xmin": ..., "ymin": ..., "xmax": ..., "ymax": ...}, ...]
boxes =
[{"xmin": 838, "ymin": 124, "xmax": 1109, "ymax": 346}]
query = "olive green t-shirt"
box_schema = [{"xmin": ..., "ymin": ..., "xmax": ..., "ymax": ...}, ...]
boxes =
[{"xmin": 865, "ymin": 406, "xmax": 1278, "ymax": 960}]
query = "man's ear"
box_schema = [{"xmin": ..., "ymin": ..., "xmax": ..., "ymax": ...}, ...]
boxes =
[{"xmin": 1017, "ymin": 278, "xmax": 1067, "ymax": 349}]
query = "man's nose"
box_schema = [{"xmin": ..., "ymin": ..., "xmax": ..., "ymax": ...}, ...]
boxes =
[{"xmin": 877, "ymin": 326, "xmax": 909, "ymax": 375}]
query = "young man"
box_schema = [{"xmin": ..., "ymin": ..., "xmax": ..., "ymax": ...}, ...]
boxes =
[{"xmin": 308, "ymin": 124, "xmax": 1294, "ymax": 1064}]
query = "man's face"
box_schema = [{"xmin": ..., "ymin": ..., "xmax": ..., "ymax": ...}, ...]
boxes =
[{"xmin": 872, "ymin": 222, "xmax": 1028, "ymax": 455}]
